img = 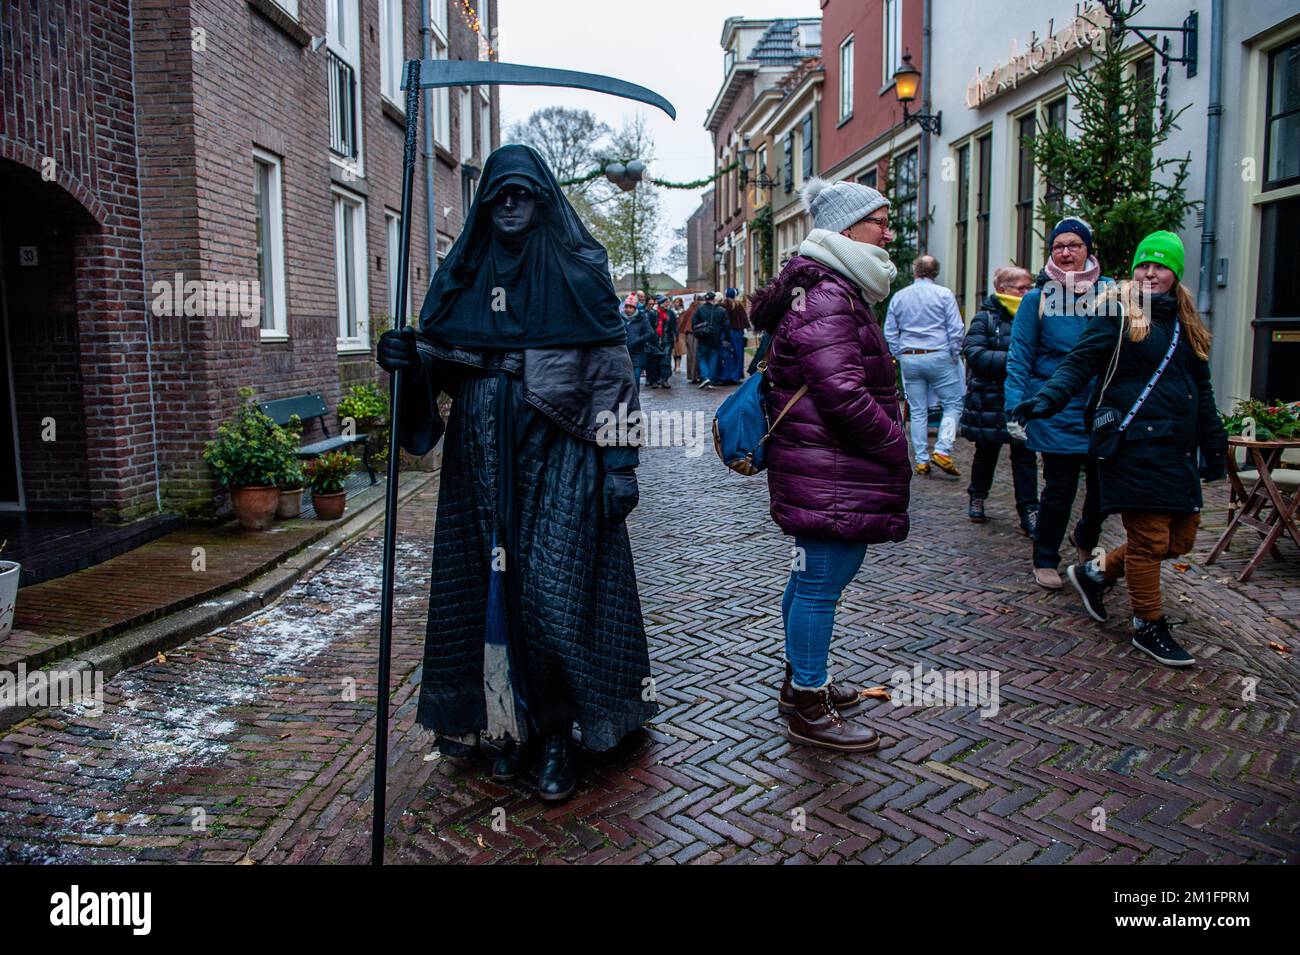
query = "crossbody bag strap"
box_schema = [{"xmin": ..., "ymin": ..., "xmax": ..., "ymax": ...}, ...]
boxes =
[
  {"xmin": 1118, "ymin": 318, "xmax": 1181, "ymax": 432},
  {"xmin": 760, "ymin": 385, "xmax": 809, "ymax": 446}
]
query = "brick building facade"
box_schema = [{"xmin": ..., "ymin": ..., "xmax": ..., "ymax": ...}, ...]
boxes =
[{"xmin": 0, "ymin": 0, "xmax": 498, "ymax": 524}]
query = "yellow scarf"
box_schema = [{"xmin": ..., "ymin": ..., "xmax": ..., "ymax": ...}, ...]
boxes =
[{"xmin": 995, "ymin": 292, "xmax": 1023, "ymax": 317}]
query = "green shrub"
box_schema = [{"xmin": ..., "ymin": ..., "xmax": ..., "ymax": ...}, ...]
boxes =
[
  {"xmin": 339, "ymin": 382, "xmax": 389, "ymax": 425},
  {"xmin": 204, "ymin": 388, "xmax": 296, "ymax": 489}
]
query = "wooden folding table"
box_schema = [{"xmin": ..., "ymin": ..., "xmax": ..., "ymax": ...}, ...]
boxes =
[{"xmin": 1205, "ymin": 436, "xmax": 1300, "ymax": 581}]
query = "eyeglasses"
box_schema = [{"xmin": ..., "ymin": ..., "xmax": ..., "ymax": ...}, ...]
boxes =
[
  {"xmin": 862, "ymin": 215, "xmax": 890, "ymax": 229},
  {"xmin": 1051, "ymin": 241, "xmax": 1086, "ymax": 253}
]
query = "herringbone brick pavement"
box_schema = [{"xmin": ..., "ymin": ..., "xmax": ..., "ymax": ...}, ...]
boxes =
[{"xmin": 1, "ymin": 372, "xmax": 1296, "ymax": 864}]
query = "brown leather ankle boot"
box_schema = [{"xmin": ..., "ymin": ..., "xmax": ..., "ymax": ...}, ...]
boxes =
[
  {"xmin": 779, "ymin": 661, "xmax": 862, "ymax": 715},
  {"xmin": 785, "ymin": 687, "xmax": 880, "ymax": 752}
]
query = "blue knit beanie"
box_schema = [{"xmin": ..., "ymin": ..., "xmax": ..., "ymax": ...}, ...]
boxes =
[{"xmin": 1049, "ymin": 216, "xmax": 1093, "ymax": 256}]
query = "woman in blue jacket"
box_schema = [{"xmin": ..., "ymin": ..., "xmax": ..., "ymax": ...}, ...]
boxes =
[{"xmin": 1004, "ymin": 217, "xmax": 1111, "ymax": 590}]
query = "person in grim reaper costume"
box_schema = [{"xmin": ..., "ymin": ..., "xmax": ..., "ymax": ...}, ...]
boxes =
[{"xmin": 376, "ymin": 144, "xmax": 655, "ymax": 802}]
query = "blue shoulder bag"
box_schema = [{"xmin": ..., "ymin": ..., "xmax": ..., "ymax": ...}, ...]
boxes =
[{"xmin": 712, "ymin": 335, "xmax": 807, "ymax": 476}]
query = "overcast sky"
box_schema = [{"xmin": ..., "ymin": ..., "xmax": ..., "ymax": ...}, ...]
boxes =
[{"xmin": 496, "ymin": 0, "xmax": 821, "ymax": 278}]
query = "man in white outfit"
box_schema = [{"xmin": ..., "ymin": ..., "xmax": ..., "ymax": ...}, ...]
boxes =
[{"xmin": 884, "ymin": 255, "xmax": 966, "ymax": 477}]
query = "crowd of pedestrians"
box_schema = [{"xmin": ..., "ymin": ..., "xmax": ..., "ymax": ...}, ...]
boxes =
[
  {"xmin": 613, "ymin": 182, "xmax": 1225, "ymax": 753},
  {"xmin": 739, "ymin": 177, "xmax": 1227, "ymax": 752},
  {"xmin": 621, "ymin": 286, "xmax": 751, "ymax": 392}
]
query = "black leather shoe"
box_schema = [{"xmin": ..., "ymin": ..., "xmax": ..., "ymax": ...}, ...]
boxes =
[
  {"xmin": 536, "ymin": 733, "xmax": 577, "ymax": 802},
  {"xmin": 490, "ymin": 737, "xmax": 533, "ymax": 782}
]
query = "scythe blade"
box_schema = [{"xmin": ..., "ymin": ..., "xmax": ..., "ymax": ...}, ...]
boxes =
[{"xmin": 403, "ymin": 58, "xmax": 676, "ymax": 120}]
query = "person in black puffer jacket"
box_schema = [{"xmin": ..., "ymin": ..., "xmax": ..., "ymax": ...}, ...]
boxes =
[
  {"xmin": 1014, "ymin": 231, "xmax": 1228, "ymax": 670},
  {"xmin": 960, "ymin": 266, "xmax": 1038, "ymax": 533}
]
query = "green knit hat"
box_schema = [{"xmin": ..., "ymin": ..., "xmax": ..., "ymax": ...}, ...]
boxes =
[{"xmin": 1131, "ymin": 230, "xmax": 1185, "ymax": 280}]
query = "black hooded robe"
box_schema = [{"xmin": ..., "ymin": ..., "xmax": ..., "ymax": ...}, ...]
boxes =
[{"xmin": 395, "ymin": 145, "xmax": 655, "ymax": 753}]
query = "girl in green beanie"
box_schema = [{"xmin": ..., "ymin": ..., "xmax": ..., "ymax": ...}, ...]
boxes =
[{"xmin": 1013, "ymin": 230, "xmax": 1227, "ymax": 667}]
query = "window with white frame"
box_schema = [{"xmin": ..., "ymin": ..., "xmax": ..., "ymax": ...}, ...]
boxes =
[
  {"xmin": 272, "ymin": 0, "xmax": 299, "ymax": 16},
  {"xmin": 432, "ymin": 37, "xmax": 451, "ymax": 148},
  {"xmin": 839, "ymin": 36, "xmax": 854, "ymax": 121},
  {"xmin": 385, "ymin": 210, "xmax": 402, "ymax": 321},
  {"xmin": 333, "ymin": 190, "xmax": 369, "ymax": 350},
  {"xmin": 380, "ymin": 0, "xmax": 404, "ymax": 106},
  {"xmin": 459, "ymin": 88, "xmax": 473, "ymax": 162},
  {"xmin": 884, "ymin": 0, "xmax": 903, "ymax": 84},
  {"xmin": 254, "ymin": 150, "xmax": 287, "ymax": 338},
  {"xmin": 327, "ymin": 0, "xmax": 363, "ymax": 169},
  {"xmin": 479, "ymin": 100, "xmax": 491, "ymax": 159},
  {"xmin": 429, "ymin": 5, "xmax": 451, "ymax": 149}
]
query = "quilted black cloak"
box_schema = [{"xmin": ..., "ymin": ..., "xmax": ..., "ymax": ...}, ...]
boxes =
[{"xmin": 396, "ymin": 146, "xmax": 654, "ymax": 753}]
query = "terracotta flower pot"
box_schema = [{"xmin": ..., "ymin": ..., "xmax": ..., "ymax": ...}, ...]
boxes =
[
  {"xmin": 231, "ymin": 486, "xmax": 280, "ymax": 531},
  {"xmin": 276, "ymin": 487, "xmax": 303, "ymax": 519},
  {"xmin": 312, "ymin": 490, "xmax": 347, "ymax": 520}
]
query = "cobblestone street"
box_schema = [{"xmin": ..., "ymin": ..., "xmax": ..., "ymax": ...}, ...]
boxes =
[{"xmin": 1, "ymin": 376, "xmax": 1297, "ymax": 864}]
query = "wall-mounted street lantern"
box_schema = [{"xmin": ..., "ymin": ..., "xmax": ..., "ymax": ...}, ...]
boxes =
[
  {"xmin": 892, "ymin": 51, "xmax": 941, "ymax": 136},
  {"xmin": 1100, "ymin": 1, "xmax": 1198, "ymax": 77},
  {"xmin": 737, "ymin": 138, "xmax": 776, "ymax": 190}
]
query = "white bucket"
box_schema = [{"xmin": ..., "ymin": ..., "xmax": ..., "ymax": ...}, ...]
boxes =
[{"xmin": 0, "ymin": 561, "xmax": 19, "ymax": 639}]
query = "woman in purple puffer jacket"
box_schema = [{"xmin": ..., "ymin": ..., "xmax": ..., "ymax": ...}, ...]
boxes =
[{"xmin": 750, "ymin": 177, "xmax": 911, "ymax": 753}]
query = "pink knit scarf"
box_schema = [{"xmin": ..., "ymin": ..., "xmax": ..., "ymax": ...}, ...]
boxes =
[{"xmin": 1043, "ymin": 255, "xmax": 1101, "ymax": 294}]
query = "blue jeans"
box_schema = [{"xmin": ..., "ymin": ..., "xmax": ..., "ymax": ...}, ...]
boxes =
[
  {"xmin": 697, "ymin": 344, "xmax": 719, "ymax": 382},
  {"xmin": 782, "ymin": 536, "xmax": 869, "ymax": 689},
  {"xmin": 898, "ymin": 351, "xmax": 964, "ymax": 463}
]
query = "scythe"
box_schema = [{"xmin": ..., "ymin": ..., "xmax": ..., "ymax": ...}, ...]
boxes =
[{"xmin": 373, "ymin": 57, "xmax": 674, "ymax": 864}]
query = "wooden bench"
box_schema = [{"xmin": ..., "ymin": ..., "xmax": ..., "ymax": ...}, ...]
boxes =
[{"xmin": 259, "ymin": 393, "xmax": 377, "ymax": 486}]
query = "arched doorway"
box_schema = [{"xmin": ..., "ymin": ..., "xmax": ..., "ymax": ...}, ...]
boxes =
[{"xmin": 0, "ymin": 157, "xmax": 100, "ymax": 514}]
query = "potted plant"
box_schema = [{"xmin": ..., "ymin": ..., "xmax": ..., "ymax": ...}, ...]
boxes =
[
  {"xmin": 203, "ymin": 387, "xmax": 290, "ymax": 531},
  {"xmin": 304, "ymin": 449, "xmax": 359, "ymax": 520},
  {"xmin": 0, "ymin": 539, "xmax": 18, "ymax": 641},
  {"xmin": 275, "ymin": 415, "xmax": 306, "ymax": 519},
  {"xmin": 1220, "ymin": 399, "xmax": 1300, "ymax": 441}
]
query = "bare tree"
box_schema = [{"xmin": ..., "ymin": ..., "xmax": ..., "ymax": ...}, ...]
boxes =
[
  {"xmin": 593, "ymin": 116, "xmax": 664, "ymax": 291},
  {"xmin": 507, "ymin": 106, "xmax": 610, "ymax": 206}
]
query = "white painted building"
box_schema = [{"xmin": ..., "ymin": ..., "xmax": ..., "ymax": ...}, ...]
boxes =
[{"xmin": 924, "ymin": 0, "xmax": 1300, "ymax": 405}]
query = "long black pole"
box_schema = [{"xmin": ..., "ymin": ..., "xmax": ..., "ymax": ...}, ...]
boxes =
[{"xmin": 372, "ymin": 59, "xmax": 422, "ymax": 866}]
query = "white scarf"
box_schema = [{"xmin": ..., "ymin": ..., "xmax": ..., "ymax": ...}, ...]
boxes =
[{"xmin": 798, "ymin": 228, "xmax": 897, "ymax": 304}]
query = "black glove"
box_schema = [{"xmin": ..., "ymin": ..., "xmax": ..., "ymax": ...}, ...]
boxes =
[
  {"xmin": 1200, "ymin": 452, "xmax": 1226, "ymax": 483},
  {"xmin": 1011, "ymin": 396, "xmax": 1054, "ymax": 424},
  {"xmin": 603, "ymin": 469, "xmax": 639, "ymax": 524},
  {"xmin": 377, "ymin": 326, "xmax": 418, "ymax": 373}
]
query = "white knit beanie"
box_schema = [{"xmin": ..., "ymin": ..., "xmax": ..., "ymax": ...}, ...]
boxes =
[{"xmin": 801, "ymin": 177, "xmax": 890, "ymax": 233}]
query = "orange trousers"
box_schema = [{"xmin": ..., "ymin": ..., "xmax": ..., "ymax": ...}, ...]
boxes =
[{"xmin": 1100, "ymin": 511, "xmax": 1200, "ymax": 620}]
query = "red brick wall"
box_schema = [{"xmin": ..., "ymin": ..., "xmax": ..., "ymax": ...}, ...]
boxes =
[
  {"xmin": 133, "ymin": 0, "xmax": 499, "ymax": 517},
  {"xmin": 712, "ymin": 82, "xmax": 756, "ymax": 246},
  {"xmin": 819, "ymin": 0, "xmax": 923, "ymax": 175},
  {"xmin": 1, "ymin": 0, "xmax": 156, "ymax": 521},
  {"xmin": 2, "ymin": 0, "xmax": 500, "ymax": 520}
]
